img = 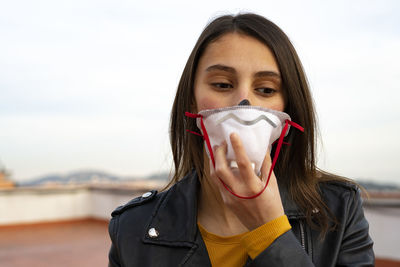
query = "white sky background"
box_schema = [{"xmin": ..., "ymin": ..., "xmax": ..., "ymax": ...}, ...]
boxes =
[{"xmin": 0, "ymin": 0, "xmax": 399, "ymax": 184}]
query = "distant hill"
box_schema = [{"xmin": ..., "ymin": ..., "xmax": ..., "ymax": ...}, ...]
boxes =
[
  {"xmin": 16, "ymin": 170, "xmax": 400, "ymax": 191},
  {"xmin": 146, "ymin": 172, "xmax": 171, "ymax": 181},
  {"xmin": 357, "ymin": 180, "xmax": 400, "ymax": 191},
  {"xmin": 18, "ymin": 170, "xmax": 169, "ymax": 187}
]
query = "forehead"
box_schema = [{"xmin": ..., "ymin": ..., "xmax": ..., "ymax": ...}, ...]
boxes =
[{"xmin": 197, "ymin": 33, "xmax": 279, "ymax": 74}]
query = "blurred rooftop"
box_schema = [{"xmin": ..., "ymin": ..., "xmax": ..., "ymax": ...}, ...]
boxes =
[
  {"xmin": 1, "ymin": 181, "xmax": 400, "ymax": 266},
  {"xmin": 0, "ymin": 219, "xmax": 109, "ymax": 267}
]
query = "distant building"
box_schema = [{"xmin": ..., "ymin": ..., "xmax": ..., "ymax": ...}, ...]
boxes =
[{"xmin": 0, "ymin": 166, "xmax": 14, "ymax": 189}]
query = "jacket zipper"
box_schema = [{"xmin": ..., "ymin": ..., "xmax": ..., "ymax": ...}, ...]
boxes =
[{"xmin": 299, "ymin": 220, "xmax": 305, "ymax": 250}]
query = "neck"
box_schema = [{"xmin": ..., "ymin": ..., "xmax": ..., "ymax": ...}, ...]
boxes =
[{"xmin": 197, "ymin": 163, "xmax": 249, "ymax": 236}]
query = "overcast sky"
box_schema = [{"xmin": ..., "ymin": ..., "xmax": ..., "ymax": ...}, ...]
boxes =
[{"xmin": 1, "ymin": 0, "xmax": 399, "ymax": 184}]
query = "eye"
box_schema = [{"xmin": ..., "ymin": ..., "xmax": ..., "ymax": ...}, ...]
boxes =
[
  {"xmin": 211, "ymin": 83, "xmax": 233, "ymax": 90},
  {"xmin": 255, "ymin": 87, "xmax": 276, "ymax": 95}
]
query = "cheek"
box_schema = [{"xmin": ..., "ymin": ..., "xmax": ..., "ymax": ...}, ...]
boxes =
[
  {"xmin": 195, "ymin": 95, "xmax": 224, "ymax": 112},
  {"xmin": 254, "ymin": 96, "xmax": 285, "ymax": 112},
  {"xmin": 264, "ymin": 94, "xmax": 286, "ymax": 112},
  {"xmin": 268, "ymin": 101, "xmax": 285, "ymax": 112}
]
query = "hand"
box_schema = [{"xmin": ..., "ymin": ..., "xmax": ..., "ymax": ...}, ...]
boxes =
[{"xmin": 210, "ymin": 132, "xmax": 285, "ymax": 230}]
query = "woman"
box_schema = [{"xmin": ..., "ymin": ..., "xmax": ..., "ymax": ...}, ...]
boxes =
[{"xmin": 108, "ymin": 13, "xmax": 374, "ymax": 266}]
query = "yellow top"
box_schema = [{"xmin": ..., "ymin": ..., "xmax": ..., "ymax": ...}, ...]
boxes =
[{"xmin": 198, "ymin": 215, "xmax": 291, "ymax": 267}]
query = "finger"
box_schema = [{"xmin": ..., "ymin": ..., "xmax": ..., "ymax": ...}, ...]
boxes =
[
  {"xmin": 260, "ymin": 150, "xmax": 272, "ymax": 181},
  {"xmin": 213, "ymin": 142, "xmax": 236, "ymax": 187},
  {"xmin": 260, "ymin": 151, "xmax": 279, "ymax": 192},
  {"xmin": 230, "ymin": 133, "xmax": 255, "ymax": 182}
]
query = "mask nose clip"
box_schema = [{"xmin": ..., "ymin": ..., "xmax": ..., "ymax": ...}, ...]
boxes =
[{"xmin": 238, "ymin": 99, "xmax": 250, "ymax": 106}]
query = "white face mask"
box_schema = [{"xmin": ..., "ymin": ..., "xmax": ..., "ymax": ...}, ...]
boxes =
[
  {"xmin": 185, "ymin": 105, "xmax": 303, "ymax": 199},
  {"xmin": 197, "ymin": 106, "xmax": 290, "ymax": 174}
]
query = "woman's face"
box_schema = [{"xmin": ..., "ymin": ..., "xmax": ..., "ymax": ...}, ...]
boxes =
[{"xmin": 194, "ymin": 33, "xmax": 285, "ymax": 112}]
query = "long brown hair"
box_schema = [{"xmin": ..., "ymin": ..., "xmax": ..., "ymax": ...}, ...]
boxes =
[{"xmin": 169, "ymin": 13, "xmax": 344, "ymax": 235}]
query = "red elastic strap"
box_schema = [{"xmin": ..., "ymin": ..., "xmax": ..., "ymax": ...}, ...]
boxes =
[
  {"xmin": 218, "ymin": 119, "xmax": 303, "ymax": 199},
  {"xmin": 270, "ymin": 121, "xmax": 303, "ymax": 146},
  {"xmin": 185, "ymin": 111, "xmax": 202, "ymax": 118},
  {"xmin": 287, "ymin": 120, "xmax": 304, "ymax": 132},
  {"xmin": 185, "ymin": 129, "xmax": 203, "ymax": 138},
  {"xmin": 185, "ymin": 112, "xmax": 204, "ymax": 138},
  {"xmin": 272, "ymin": 140, "xmax": 291, "ymax": 146},
  {"xmin": 185, "ymin": 112, "xmax": 215, "ymax": 167}
]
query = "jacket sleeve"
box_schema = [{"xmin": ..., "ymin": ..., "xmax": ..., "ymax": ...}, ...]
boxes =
[
  {"xmin": 246, "ymin": 229, "xmax": 315, "ymax": 267},
  {"xmin": 108, "ymin": 216, "xmax": 122, "ymax": 267},
  {"xmin": 246, "ymin": 187, "xmax": 374, "ymax": 267},
  {"xmin": 336, "ymin": 188, "xmax": 374, "ymax": 266}
]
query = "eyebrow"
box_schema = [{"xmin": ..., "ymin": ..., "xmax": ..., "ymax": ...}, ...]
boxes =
[
  {"xmin": 205, "ymin": 64, "xmax": 281, "ymax": 80},
  {"xmin": 254, "ymin": 71, "xmax": 281, "ymax": 80},
  {"xmin": 205, "ymin": 64, "xmax": 236, "ymax": 74}
]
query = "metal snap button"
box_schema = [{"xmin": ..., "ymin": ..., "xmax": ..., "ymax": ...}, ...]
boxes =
[
  {"xmin": 148, "ymin": 227, "xmax": 159, "ymax": 238},
  {"xmin": 142, "ymin": 192, "xmax": 152, "ymax": 198}
]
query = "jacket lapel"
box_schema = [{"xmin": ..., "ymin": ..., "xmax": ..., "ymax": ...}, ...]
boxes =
[
  {"xmin": 142, "ymin": 171, "xmax": 211, "ymax": 266},
  {"xmin": 180, "ymin": 232, "xmax": 211, "ymax": 267}
]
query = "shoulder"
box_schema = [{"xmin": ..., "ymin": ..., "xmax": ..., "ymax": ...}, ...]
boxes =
[
  {"xmin": 317, "ymin": 180, "xmax": 373, "ymax": 263},
  {"xmin": 110, "ymin": 171, "xmax": 196, "ymax": 220},
  {"xmin": 108, "ymin": 189, "xmax": 168, "ymax": 239},
  {"xmin": 110, "ymin": 189, "xmax": 171, "ymax": 223},
  {"xmin": 111, "ymin": 190, "xmax": 160, "ymax": 217},
  {"xmin": 319, "ymin": 179, "xmax": 360, "ymax": 195},
  {"xmin": 108, "ymin": 171, "xmax": 198, "ymax": 241},
  {"xmin": 318, "ymin": 179, "xmax": 364, "ymax": 214}
]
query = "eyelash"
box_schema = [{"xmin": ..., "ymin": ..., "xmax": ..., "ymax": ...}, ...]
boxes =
[
  {"xmin": 211, "ymin": 83, "xmax": 277, "ymax": 96},
  {"xmin": 211, "ymin": 83, "xmax": 233, "ymax": 90},
  {"xmin": 255, "ymin": 87, "xmax": 277, "ymax": 95}
]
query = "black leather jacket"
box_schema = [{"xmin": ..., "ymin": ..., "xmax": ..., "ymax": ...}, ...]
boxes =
[{"xmin": 108, "ymin": 171, "xmax": 374, "ymax": 266}]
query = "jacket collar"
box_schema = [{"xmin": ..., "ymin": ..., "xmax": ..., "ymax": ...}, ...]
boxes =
[
  {"xmin": 143, "ymin": 170, "xmax": 304, "ymax": 246},
  {"xmin": 143, "ymin": 171, "xmax": 200, "ymax": 246}
]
